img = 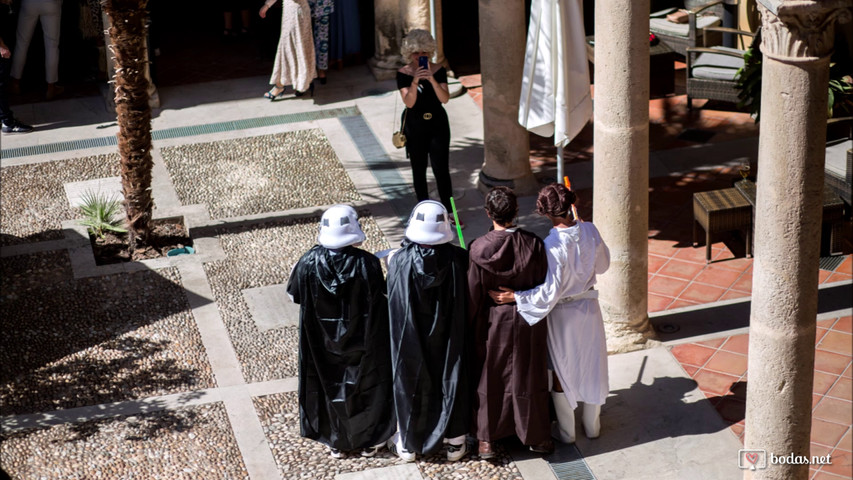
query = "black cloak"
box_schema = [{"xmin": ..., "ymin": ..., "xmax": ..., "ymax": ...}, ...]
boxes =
[
  {"xmin": 286, "ymin": 245, "xmax": 395, "ymax": 451},
  {"xmin": 386, "ymin": 240, "xmax": 470, "ymax": 455}
]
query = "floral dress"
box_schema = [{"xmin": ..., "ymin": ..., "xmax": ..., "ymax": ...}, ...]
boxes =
[{"xmin": 307, "ymin": 0, "xmax": 334, "ymax": 70}]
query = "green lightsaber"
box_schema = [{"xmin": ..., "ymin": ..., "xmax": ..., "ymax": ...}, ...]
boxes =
[{"xmin": 449, "ymin": 196, "xmax": 466, "ymax": 249}]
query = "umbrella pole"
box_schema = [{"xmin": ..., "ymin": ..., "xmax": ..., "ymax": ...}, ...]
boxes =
[{"xmin": 557, "ymin": 146, "xmax": 564, "ymax": 185}]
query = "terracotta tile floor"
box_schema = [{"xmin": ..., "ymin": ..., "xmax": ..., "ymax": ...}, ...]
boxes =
[
  {"xmin": 462, "ymin": 70, "xmax": 852, "ymax": 478},
  {"xmin": 670, "ymin": 316, "xmax": 853, "ymax": 479},
  {"xmin": 458, "ymin": 73, "xmax": 853, "ymax": 314}
]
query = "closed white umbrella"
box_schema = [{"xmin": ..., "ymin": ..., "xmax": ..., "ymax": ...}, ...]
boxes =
[{"xmin": 519, "ymin": 0, "xmax": 592, "ymax": 181}]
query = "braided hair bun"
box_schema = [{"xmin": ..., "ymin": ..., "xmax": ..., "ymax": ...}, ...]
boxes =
[{"xmin": 536, "ymin": 183, "xmax": 576, "ymax": 219}]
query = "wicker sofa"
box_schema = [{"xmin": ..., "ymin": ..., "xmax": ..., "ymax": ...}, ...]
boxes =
[
  {"xmin": 650, "ymin": 0, "xmax": 729, "ymax": 57},
  {"xmin": 685, "ymin": 27, "xmax": 755, "ymax": 110}
]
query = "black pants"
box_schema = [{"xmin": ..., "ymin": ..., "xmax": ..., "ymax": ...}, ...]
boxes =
[
  {"xmin": 0, "ymin": 56, "xmax": 12, "ymax": 124},
  {"xmin": 404, "ymin": 109, "xmax": 453, "ymax": 213}
]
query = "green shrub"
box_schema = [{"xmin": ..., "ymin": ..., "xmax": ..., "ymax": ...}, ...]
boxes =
[{"xmin": 78, "ymin": 190, "xmax": 128, "ymax": 239}]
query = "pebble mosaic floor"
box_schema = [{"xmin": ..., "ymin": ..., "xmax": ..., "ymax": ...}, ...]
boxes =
[
  {"xmin": 161, "ymin": 130, "xmax": 361, "ymax": 219},
  {"xmin": 0, "ymin": 154, "xmax": 121, "ymax": 246}
]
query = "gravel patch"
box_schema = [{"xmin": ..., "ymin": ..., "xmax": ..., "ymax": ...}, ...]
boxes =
[
  {"xmin": 0, "ymin": 154, "xmax": 120, "ymax": 246},
  {"xmin": 0, "ymin": 402, "xmax": 248, "ymax": 480},
  {"xmin": 204, "ymin": 213, "xmax": 390, "ymax": 384},
  {"xmin": 161, "ymin": 130, "xmax": 361, "ymax": 219},
  {"xmin": 254, "ymin": 392, "xmax": 523, "ymax": 480},
  {"xmin": 0, "ymin": 252, "xmax": 214, "ymax": 415}
]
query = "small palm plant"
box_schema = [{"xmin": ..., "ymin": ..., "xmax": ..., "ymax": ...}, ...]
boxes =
[{"xmin": 78, "ymin": 190, "xmax": 128, "ymax": 239}]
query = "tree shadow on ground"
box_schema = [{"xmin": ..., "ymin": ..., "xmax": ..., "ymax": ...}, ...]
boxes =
[{"xmin": 0, "ymin": 250, "xmax": 212, "ymax": 417}]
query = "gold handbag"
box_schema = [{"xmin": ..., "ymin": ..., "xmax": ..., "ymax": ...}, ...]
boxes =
[{"xmin": 392, "ymin": 108, "xmax": 407, "ymax": 149}]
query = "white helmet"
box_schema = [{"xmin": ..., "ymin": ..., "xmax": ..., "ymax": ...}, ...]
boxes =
[
  {"xmin": 318, "ymin": 205, "xmax": 366, "ymax": 249},
  {"xmin": 405, "ymin": 200, "xmax": 454, "ymax": 245}
]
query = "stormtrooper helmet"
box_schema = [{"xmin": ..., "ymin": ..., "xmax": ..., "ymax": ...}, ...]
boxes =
[
  {"xmin": 405, "ymin": 200, "xmax": 454, "ymax": 245},
  {"xmin": 318, "ymin": 205, "xmax": 366, "ymax": 249}
]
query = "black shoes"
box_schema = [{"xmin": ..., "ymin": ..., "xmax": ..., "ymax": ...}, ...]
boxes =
[
  {"xmin": 1, "ymin": 119, "xmax": 34, "ymax": 134},
  {"xmin": 294, "ymin": 82, "xmax": 315, "ymax": 97}
]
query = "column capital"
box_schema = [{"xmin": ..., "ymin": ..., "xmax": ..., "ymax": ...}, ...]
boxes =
[{"xmin": 757, "ymin": 0, "xmax": 852, "ymax": 61}]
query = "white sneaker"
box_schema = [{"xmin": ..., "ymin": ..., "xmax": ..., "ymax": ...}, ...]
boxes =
[
  {"xmin": 361, "ymin": 443, "xmax": 384, "ymax": 457},
  {"xmin": 446, "ymin": 441, "xmax": 468, "ymax": 462},
  {"xmin": 329, "ymin": 447, "xmax": 344, "ymax": 459},
  {"xmin": 387, "ymin": 438, "xmax": 416, "ymax": 462}
]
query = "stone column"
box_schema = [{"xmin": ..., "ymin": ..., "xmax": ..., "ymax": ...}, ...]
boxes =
[
  {"xmin": 369, "ymin": 0, "xmax": 403, "ymax": 80},
  {"xmin": 476, "ymin": 0, "xmax": 536, "ymax": 195},
  {"xmin": 592, "ymin": 0, "xmax": 652, "ymax": 351},
  {"xmin": 401, "ymin": 0, "xmax": 429, "ymax": 32},
  {"xmin": 744, "ymin": 2, "xmax": 851, "ymax": 479},
  {"xmin": 401, "ymin": 0, "xmax": 448, "ymax": 69}
]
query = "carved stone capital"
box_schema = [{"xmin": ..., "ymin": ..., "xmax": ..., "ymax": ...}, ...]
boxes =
[{"xmin": 758, "ymin": 1, "xmax": 852, "ymax": 61}]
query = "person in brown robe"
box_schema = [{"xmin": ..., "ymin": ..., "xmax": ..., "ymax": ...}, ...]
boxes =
[{"xmin": 467, "ymin": 187, "xmax": 553, "ymax": 458}]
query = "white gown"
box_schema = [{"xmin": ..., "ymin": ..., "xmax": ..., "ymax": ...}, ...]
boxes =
[{"xmin": 514, "ymin": 222, "xmax": 610, "ymax": 409}]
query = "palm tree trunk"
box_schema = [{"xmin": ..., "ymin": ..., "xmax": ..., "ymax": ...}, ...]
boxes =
[{"xmin": 102, "ymin": 0, "xmax": 152, "ymax": 251}]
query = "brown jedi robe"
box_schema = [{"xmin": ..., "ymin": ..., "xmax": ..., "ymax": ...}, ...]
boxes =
[{"xmin": 468, "ymin": 228, "xmax": 550, "ymax": 444}]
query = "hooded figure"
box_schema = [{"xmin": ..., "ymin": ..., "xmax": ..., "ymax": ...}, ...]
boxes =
[
  {"xmin": 467, "ymin": 187, "xmax": 552, "ymax": 458},
  {"xmin": 386, "ymin": 200, "xmax": 471, "ymax": 462},
  {"xmin": 286, "ymin": 205, "xmax": 395, "ymax": 458},
  {"xmin": 489, "ymin": 184, "xmax": 610, "ymax": 444}
]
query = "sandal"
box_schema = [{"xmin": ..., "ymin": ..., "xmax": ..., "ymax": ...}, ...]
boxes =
[{"xmin": 264, "ymin": 87, "xmax": 286, "ymax": 101}]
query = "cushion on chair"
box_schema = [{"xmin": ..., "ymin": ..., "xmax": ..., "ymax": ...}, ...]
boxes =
[
  {"xmin": 650, "ymin": 7, "xmax": 678, "ymax": 18},
  {"xmin": 650, "ymin": 15, "xmax": 720, "ymax": 37},
  {"xmin": 691, "ymin": 47, "xmax": 745, "ymax": 81}
]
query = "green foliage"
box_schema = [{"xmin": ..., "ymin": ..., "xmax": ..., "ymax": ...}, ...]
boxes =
[
  {"xmin": 78, "ymin": 190, "xmax": 128, "ymax": 239},
  {"xmin": 735, "ymin": 42, "xmax": 763, "ymax": 121},
  {"xmin": 735, "ymin": 27, "xmax": 853, "ymax": 122}
]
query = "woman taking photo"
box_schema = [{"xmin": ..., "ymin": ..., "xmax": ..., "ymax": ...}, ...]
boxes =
[{"xmin": 396, "ymin": 29, "xmax": 459, "ymax": 226}]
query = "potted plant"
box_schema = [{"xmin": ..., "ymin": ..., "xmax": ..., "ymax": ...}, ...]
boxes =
[{"xmin": 735, "ymin": 27, "xmax": 853, "ymax": 133}]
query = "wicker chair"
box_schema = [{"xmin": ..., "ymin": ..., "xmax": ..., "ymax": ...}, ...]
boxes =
[
  {"xmin": 650, "ymin": 0, "xmax": 728, "ymax": 57},
  {"xmin": 685, "ymin": 27, "xmax": 756, "ymax": 110}
]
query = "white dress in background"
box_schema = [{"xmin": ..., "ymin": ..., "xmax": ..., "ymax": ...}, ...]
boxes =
[
  {"xmin": 514, "ymin": 221, "xmax": 610, "ymax": 409},
  {"xmin": 270, "ymin": 0, "xmax": 316, "ymax": 92}
]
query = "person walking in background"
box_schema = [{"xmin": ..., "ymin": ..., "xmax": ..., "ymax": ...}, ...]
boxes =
[
  {"xmin": 468, "ymin": 187, "xmax": 553, "ymax": 458},
  {"xmin": 260, "ymin": 0, "xmax": 315, "ymax": 99},
  {"xmin": 0, "ymin": 35, "xmax": 32, "ymax": 133},
  {"xmin": 9, "ymin": 0, "xmax": 63, "ymax": 100},
  {"xmin": 307, "ymin": 0, "xmax": 332, "ymax": 84},
  {"xmin": 1, "ymin": 0, "xmax": 33, "ymax": 133},
  {"xmin": 386, "ymin": 200, "xmax": 470, "ymax": 462},
  {"xmin": 396, "ymin": 29, "xmax": 460, "ymax": 227},
  {"xmin": 221, "ymin": 0, "xmax": 251, "ymax": 38},
  {"xmin": 490, "ymin": 184, "xmax": 610, "ymax": 444},
  {"xmin": 286, "ymin": 205, "xmax": 395, "ymax": 459}
]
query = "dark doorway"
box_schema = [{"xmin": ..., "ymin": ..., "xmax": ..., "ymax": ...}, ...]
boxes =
[{"xmin": 441, "ymin": 1, "xmax": 479, "ymax": 77}]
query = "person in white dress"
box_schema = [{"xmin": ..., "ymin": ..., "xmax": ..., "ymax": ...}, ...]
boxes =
[
  {"xmin": 259, "ymin": 0, "xmax": 316, "ymax": 99},
  {"xmin": 489, "ymin": 183, "xmax": 609, "ymax": 443}
]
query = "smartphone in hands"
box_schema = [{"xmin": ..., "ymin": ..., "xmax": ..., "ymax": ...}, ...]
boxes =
[{"xmin": 418, "ymin": 56, "xmax": 429, "ymax": 70}]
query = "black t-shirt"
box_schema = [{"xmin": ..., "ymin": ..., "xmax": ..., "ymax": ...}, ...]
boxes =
[{"xmin": 396, "ymin": 67, "xmax": 448, "ymax": 113}]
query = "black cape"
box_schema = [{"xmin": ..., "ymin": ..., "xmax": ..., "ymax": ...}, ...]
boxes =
[
  {"xmin": 286, "ymin": 245, "xmax": 395, "ymax": 451},
  {"xmin": 387, "ymin": 240, "xmax": 470, "ymax": 455}
]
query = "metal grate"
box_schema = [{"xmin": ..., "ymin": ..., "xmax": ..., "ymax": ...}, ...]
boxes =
[
  {"xmin": 820, "ymin": 255, "xmax": 846, "ymax": 272},
  {"xmin": 1, "ymin": 106, "xmax": 362, "ymax": 159},
  {"xmin": 548, "ymin": 444, "xmax": 596, "ymax": 480}
]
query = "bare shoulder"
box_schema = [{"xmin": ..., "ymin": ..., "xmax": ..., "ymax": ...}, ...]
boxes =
[{"xmin": 399, "ymin": 65, "xmax": 415, "ymax": 76}]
